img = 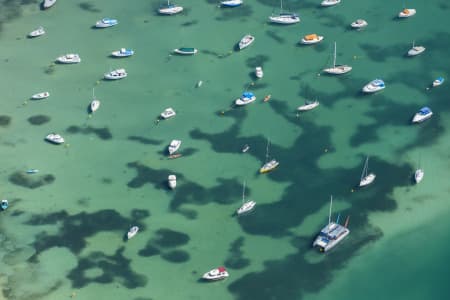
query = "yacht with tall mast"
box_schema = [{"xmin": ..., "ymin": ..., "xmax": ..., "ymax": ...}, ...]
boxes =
[
  {"xmin": 323, "ymin": 42, "xmax": 352, "ymax": 75},
  {"xmin": 359, "ymin": 156, "xmax": 376, "ymax": 187},
  {"xmin": 313, "ymin": 196, "xmax": 350, "ymax": 252},
  {"xmin": 158, "ymin": 0, "xmax": 183, "ymax": 15},
  {"xmin": 90, "ymin": 88, "xmax": 100, "ymax": 113},
  {"xmin": 260, "ymin": 140, "xmax": 279, "ymax": 173},
  {"xmin": 268, "ymin": 0, "xmax": 300, "ymax": 24},
  {"xmin": 237, "ymin": 181, "xmax": 256, "ymax": 215},
  {"xmin": 407, "ymin": 40, "xmax": 425, "ymax": 56}
]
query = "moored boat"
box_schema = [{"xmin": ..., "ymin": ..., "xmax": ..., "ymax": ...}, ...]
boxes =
[
  {"xmin": 362, "ymin": 79, "xmax": 385, "ymax": 93},
  {"xmin": 104, "ymin": 68, "xmax": 127, "ymax": 80},
  {"xmin": 398, "ymin": 8, "xmax": 416, "ymax": 18},
  {"xmin": 95, "ymin": 18, "xmax": 118, "ymax": 28},
  {"xmin": 242, "ymin": 144, "xmax": 250, "ymax": 153},
  {"xmin": 90, "ymin": 100, "xmax": 100, "ymax": 113},
  {"xmin": 28, "ymin": 26, "xmax": 45, "ymax": 38},
  {"xmin": 237, "ymin": 181, "xmax": 256, "ymax": 215},
  {"xmin": 313, "ymin": 196, "xmax": 350, "ymax": 252},
  {"xmin": 158, "ymin": 0, "xmax": 183, "ymax": 15},
  {"xmin": 297, "ymin": 100, "xmax": 319, "ymax": 111},
  {"xmin": 168, "ymin": 139, "xmax": 181, "ymax": 155},
  {"xmin": 168, "ymin": 175, "xmax": 177, "ymax": 189},
  {"xmin": 323, "ymin": 42, "xmax": 352, "ymax": 75},
  {"xmin": 235, "ymin": 92, "xmax": 256, "ymax": 106},
  {"xmin": 127, "ymin": 226, "xmax": 139, "ymax": 239},
  {"xmin": 238, "ymin": 34, "xmax": 255, "ymax": 50},
  {"xmin": 412, "ymin": 107, "xmax": 433, "ymax": 123},
  {"xmin": 56, "ymin": 54, "xmax": 81, "ymax": 64},
  {"xmin": 173, "ymin": 47, "xmax": 198, "ymax": 55},
  {"xmin": 321, "ymin": 0, "xmax": 341, "ymax": 7},
  {"xmin": 269, "ymin": 0, "xmax": 300, "ymax": 24},
  {"xmin": 432, "ymin": 77, "xmax": 444, "ymax": 87},
  {"xmin": 221, "ymin": 0, "xmax": 243, "ymax": 7},
  {"xmin": 45, "ymin": 133, "xmax": 64, "ymax": 144},
  {"xmin": 202, "ymin": 267, "xmax": 229, "ymax": 281},
  {"xmin": 407, "ymin": 41, "xmax": 425, "ymax": 56},
  {"xmin": 26, "ymin": 169, "xmax": 39, "ymax": 174},
  {"xmin": 161, "ymin": 108, "xmax": 176, "ymax": 119},
  {"xmin": 1, "ymin": 199, "xmax": 8, "ymax": 210},
  {"xmin": 301, "ymin": 34, "xmax": 323, "ymax": 44},
  {"xmin": 43, "ymin": 0, "xmax": 56, "ymax": 9},
  {"xmin": 111, "ymin": 48, "xmax": 134, "ymax": 57},
  {"xmin": 31, "ymin": 92, "xmax": 50, "ymax": 100},
  {"xmin": 414, "ymin": 169, "xmax": 424, "ymax": 184},
  {"xmin": 260, "ymin": 140, "xmax": 279, "ymax": 173},
  {"xmin": 255, "ymin": 66, "xmax": 264, "ymax": 79},
  {"xmin": 359, "ymin": 156, "xmax": 376, "ymax": 187},
  {"xmin": 351, "ymin": 19, "xmax": 368, "ymax": 29}
]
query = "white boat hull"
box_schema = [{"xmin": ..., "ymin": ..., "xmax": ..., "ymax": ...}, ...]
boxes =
[
  {"xmin": 31, "ymin": 92, "xmax": 50, "ymax": 100},
  {"xmin": 260, "ymin": 159, "xmax": 279, "ymax": 173},
  {"xmin": 297, "ymin": 101, "xmax": 319, "ymax": 111},
  {"xmin": 235, "ymin": 96, "xmax": 256, "ymax": 106},
  {"xmin": 104, "ymin": 69, "xmax": 127, "ymax": 80},
  {"xmin": 56, "ymin": 54, "xmax": 81, "ymax": 64},
  {"xmin": 29, "ymin": 27, "xmax": 45, "ymax": 37},
  {"xmin": 168, "ymin": 175, "xmax": 177, "ymax": 189},
  {"xmin": 321, "ymin": 0, "xmax": 341, "ymax": 7},
  {"xmin": 407, "ymin": 46, "xmax": 425, "ymax": 56},
  {"xmin": 301, "ymin": 36, "xmax": 323, "ymax": 44},
  {"xmin": 414, "ymin": 169, "xmax": 424, "ymax": 183},
  {"xmin": 43, "ymin": 0, "xmax": 56, "ymax": 9},
  {"xmin": 359, "ymin": 173, "xmax": 376, "ymax": 187},
  {"xmin": 237, "ymin": 200, "xmax": 256, "ymax": 215},
  {"xmin": 45, "ymin": 133, "xmax": 64, "ymax": 144},
  {"xmin": 398, "ymin": 8, "xmax": 416, "ymax": 18},
  {"xmin": 412, "ymin": 113, "xmax": 432, "ymax": 123},
  {"xmin": 313, "ymin": 223, "xmax": 349, "ymax": 252},
  {"xmin": 158, "ymin": 6, "xmax": 183, "ymax": 15},
  {"xmin": 127, "ymin": 226, "xmax": 139, "ymax": 239},
  {"xmin": 202, "ymin": 268, "xmax": 229, "ymax": 281},
  {"xmin": 255, "ymin": 67, "xmax": 263, "ymax": 78},
  {"xmin": 323, "ymin": 65, "xmax": 352, "ymax": 75},
  {"xmin": 269, "ymin": 15, "xmax": 300, "ymax": 24},
  {"xmin": 351, "ymin": 20, "xmax": 368, "ymax": 28},
  {"xmin": 90, "ymin": 100, "xmax": 100, "ymax": 112},
  {"xmin": 168, "ymin": 140, "xmax": 181, "ymax": 154},
  {"xmin": 161, "ymin": 108, "xmax": 176, "ymax": 119},
  {"xmin": 238, "ymin": 35, "xmax": 255, "ymax": 50}
]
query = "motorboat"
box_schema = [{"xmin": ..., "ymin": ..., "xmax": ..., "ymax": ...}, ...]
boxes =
[
  {"xmin": 104, "ymin": 68, "xmax": 127, "ymax": 80},
  {"xmin": 173, "ymin": 47, "xmax": 198, "ymax": 55},
  {"xmin": 45, "ymin": 133, "xmax": 64, "ymax": 144},
  {"xmin": 323, "ymin": 42, "xmax": 352, "ymax": 75},
  {"xmin": 202, "ymin": 267, "xmax": 229, "ymax": 281},
  {"xmin": 260, "ymin": 159, "xmax": 279, "ymax": 173},
  {"xmin": 412, "ymin": 107, "xmax": 433, "ymax": 123},
  {"xmin": 263, "ymin": 94, "xmax": 271, "ymax": 102},
  {"xmin": 90, "ymin": 100, "xmax": 100, "ymax": 113},
  {"xmin": 301, "ymin": 34, "xmax": 324, "ymax": 45},
  {"xmin": 398, "ymin": 8, "xmax": 416, "ymax": 18},
  {"xmin": 158, "ymin": 1, "xmax": 183, "ymax": 15},
  {"xmin": 238, "ymin": 34, "xmax": 255, "ymax": 50},
  {"xmin": 95, "ymin": 18, "xmax": 118, "ymax": 28},
  {"xmin": 362, "ymin": 79, "xmax": 385, "ymax": 93},
  {"xmin": 168, "ymin": 139, "xmax": 181, "ymax": 154},
  {"xmin": 235, "ymin": 92, "xmax": 256, "ymax": 106},
  {"xmin": 321, "ymin": 0, "xmax": 341, "ymax": 7},
  {"xmin": 28, "ymin": 26, "xmax": 45, "ymax": 38},
  {"xmin": 168, "ymin": 175, "xmax": 177, "ymax": 189},
  {"xmin": 351, "ymin": 19, "xmax": 368, "ymax": 29},
  {"xmin": 56, "ymin": 54, "xmax": 81, "ymax": 64},
  {"xmin": 242, "ymin": 144, "xmax": 250, "ymax": 153},
  {"xmin": 111, "ymin": 48, "xmax": 134, "ymax": 57},
  {"xmin": 161, "ymin": 107, "xmax": 176, "ymax": 119},
  {"xmin": 359, "ymin": 156, "xmax": 376, "ymax": 187},
  {"xmin": 432, "ymin": 77, "xmax": 444, "ymax": 87},
  {"xmin": 127, "ymin": 226, "xmax": 139, "ymax": 239},
  {"xmin": 255, "ymin": 66, "xmax": 263, "ymax": 79},
  {"xmin": 414, "ymin": 169, "xmax": 424, "ymax": 184},
  {"xmin": 313, "ymin": 196, "xmax": 349, "ymax": 252},
  {"xmin": 221, "ymin": 0, "xmax": 243, "ymax": 7},
  {"xmin": 297, "ymin": 100, "xmax": 319, "ymax": 111},
  {"xmin": 43, "ymin": 0, "xmax": 56, "ymax": 9},
  {"xmin": 269, "ymin": 0, "xmax": 300, "ymax": 24},
  {"xmin": 407, "ymin": 41, "xmax": 425, "ymax": 56},
  {"xmin": 1, "ymin": 199, "xmax": 8, "ymax": 211},
  {"xmin": 26, "ymin": 169, "xmax": 39, "ymax": 174},
  {"xmin": 31, "ymin": 92, "xmax": 50, "ymax": 100},
  {"xmin": 237, "ymin": 181, "xmax": 256, "ymax": 215}
]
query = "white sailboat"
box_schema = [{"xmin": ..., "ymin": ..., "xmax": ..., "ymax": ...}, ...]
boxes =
[
  {"xmin": 268, "ymin": 0, "xmax": 300, "ymax": 24},
  {"xmin": 407, "ymin": 40, "xmax": 425, "ymax": 56},
  {"xmin": 414, "ymin": 157, "xmax": 424, "ymax": 184},
  {"xmin": 237, "ymin": 181, "xmax": 256, "ymax": 215},
  {"xmin": 323, "ymin": 42, "xmax": 352, "ymax": 75},
  {"xmin": 359, "ymin": 156, "xmax": 376, "ymax": 187},
  {"xmin": 312, "ymin": 195, "xmax": 350, "ymax": 252},
  {"xmin": 90, "ymin": 88, "xmax": 100, "ymax": 113},
  {"xmin": 259, "ymin": 139, "xmax": 279, "ymax": 173},
  {"xmin": 158, "ymin": 0, "xmax": 183, "ymax": 15}
]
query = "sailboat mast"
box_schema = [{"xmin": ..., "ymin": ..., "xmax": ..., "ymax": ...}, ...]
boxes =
[
  {"xmin": 265, "ymin": 140, "xmax": 270, "ymax": 162},
  {"xmin": 281, "ymin": 0, "xmax": 283, "ymax": 12},
  {"xmin": 242, "ymin": 181, "xmax": 246, "ymax": 203},
  {"xmin": 333, "ymin": 42, "xmax": 337, "ymax": 68},
  {"xmin": 328, "ymin": 195, "xmax": 332, "ymax": 225}
]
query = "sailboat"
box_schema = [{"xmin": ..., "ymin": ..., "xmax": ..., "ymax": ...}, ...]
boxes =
[
  {"xmin": 312, "ymin": 195, "xmax": 350, "ymax": 252},
  {"xmin": 90, "ymin": 88, "xmax": 100, "ymax": 113},
  {"xmin": 359, "ymin": 156, "xmax": 376, "ymax": 187},
  {"xmin": 259, "ymin": 140, "xmax": 279, "ymax": 173},
  {"xmin": 407, "ymin": 40, "xmax": 425, "ymax": 57},
  {"xmin": 323, "ymin": 42, "xmax": 352, "ymax": 75},
  {"xmin": 236, "ymin": 181, "xmax": 256, "ymax": 215},
  {"xmin": 158, "ymin": 0, "xmax": 183, "ymax": 15},
  {"xmin": 268, "ymin": 0, "xmax": 300, "ymax": 25},
  {"xmin": 414, "ymin": 157, "xmax": 424, "ymax": 184}
]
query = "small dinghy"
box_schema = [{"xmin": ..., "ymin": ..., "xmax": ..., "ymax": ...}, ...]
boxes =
[
  {"xmin": 255, "ymin": 66, "xmax": 264, "ymax": 78},
  {"xmin": 28, "ymin": 26, "xmax": 45, "ymax": 38},
  {"xmin": 168, "ymin": 175, "xmax": 177, "ymax": 189},
  {"xmin": 43, "ymin": 0, "xmax": 56, "ymax": 9},
  {"xmin": 160, "ymin": 107, "xmax": 176, "ymax": 119},
  {"xmin": 238, "ymin": 34, "xmax": 255, "ymax": 50},
  {"xmin": 173, "ymin": 47, "xmax": 198, "ymax": 55},
  {"xmin": 31, "ymin": 92, "xmax": 50, "ymax": 100},
  {"xmin": 1, "ymin": 199, "xmax": 8, "ymax": 211},
  {"xmin": 414, "ymin": 169, "xmax": 424, "ymax": 184},
  {"xmin": 45, "ymin": 133, "xmax": 64, "ymax": 144},
  {"xmin": 56, "ymin": 54, "xmax": 81, "ymax": 64},
  {"xmin": 242, "ymin": 144, "xmax": 250, "ymax": 153},
  {"xmin": 127, "ymin": 226, "xmax": 139, "ymax": 239},
  {"xmin": 351, "ymin": 19, "xmax": 368, "ymax": 29},
  {"xmin": 432, "ymin": 77, "xmax": 444, "ymax": 87},
  {"xmin": 321, "ymin": 0, "xmax": 341, "ymax": 7},
  {"xmin": 398, "ymin": 8, "xmax": 416, "ymax": 18}
]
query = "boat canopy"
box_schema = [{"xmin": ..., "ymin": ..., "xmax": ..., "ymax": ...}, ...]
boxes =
[
  {"xmin": 403, "ymin": 9, "xmax": 409, "ymax": 14},
  {"xmin": 218, "ymin": 267, "xmax": 226, "ymax": 272},
  {"xmin": 305, "ymin": 34, "xmax": 318, "ymax": 40},
  {"xmin": 419, "ymin": 107, "xmax": 431, "ymax": 114},
  {"xmin": 242, "ymin": 92, "xmax": 254, "ymax": 98},
  {"xmin": 373, "ymin": 79, "xmax": 385, "ymax": 87}
]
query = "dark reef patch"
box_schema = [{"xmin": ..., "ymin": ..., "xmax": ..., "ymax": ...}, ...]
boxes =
[
  {"xmin": 66, "ymin": 125, "xmax": 112, "ymax": 140},
  {"xmin": 78, "ymin": 2, "xmax": 101, "ymax": 12},
  {"xmin": 127, "ymin": 136, "xmax": 162, "ymax": 145},
  {"xmin": 27, "ymin": 115, "xmax": 50, "ymax": 125},
  {"xmin": 225, "ymin": 237, "xmax": 250, "ymax": 269},
  {"xmin": 0, "ymin": 115, "xmax": 11, "ymax": 127},
  {"xmin": 153, "ymin": 228, "xmax": 190, "ymax": 248},
  {"xmin": 9, "ymin": 171, "xmax": 55, "ymax": 189},
  {"xmin": 161, "ymin": 250, "xmax": 189, "ymax": 263}
]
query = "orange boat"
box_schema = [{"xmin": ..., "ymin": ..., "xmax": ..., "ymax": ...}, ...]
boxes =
[{"xmin": 263, "ymin": 94, "xmax": 271, "ymax": 102}]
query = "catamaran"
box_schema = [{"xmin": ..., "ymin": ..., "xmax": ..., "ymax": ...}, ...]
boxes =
[
  {"xmin": 268, "ymin": 0, "xmax": 300, "ymax": 24},
  {"xmin": 359, "ymin": 156, "xmax": 376, "ymax": 187},
  {"xmin": 312, "ymin": 196, "xmax": 350, "ymax": 252},
  {"xmin": 260, "ymin": 140, "xmax": 279, "ymax": 173},
  {"xmin": 237, "ymin": 181, "xmax": 256, "ymax": 215},
  {"xmin": 323, "ymin": 42, "xmax": 352, "ymax": 75}
]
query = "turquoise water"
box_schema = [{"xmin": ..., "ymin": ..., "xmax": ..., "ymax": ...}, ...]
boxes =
[{"xmin": 1, "ymin": 0, "xmax": 450, "ymax": 299}]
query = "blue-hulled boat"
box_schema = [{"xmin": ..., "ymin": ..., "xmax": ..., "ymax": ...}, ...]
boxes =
[
  {"xmin": 235, "ymin": 91, "xmax": 256, "ymax": 106},
  {"xmin": 412, "ymin": 107, "xmax": 433, "ymax": 123},
  {"xmin": 1, "ymin": 199, "xmax": 8, "ymax": 210},
  {"xmin": 362, "ymin": 79, "xmax": 385, "ymax": 93},
  {"xmin": 221, "ymin": 0, "xmax": 243, "ymax": 7}
]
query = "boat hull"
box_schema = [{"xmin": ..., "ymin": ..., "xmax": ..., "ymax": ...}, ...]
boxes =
[
  {"xmin": 398, "ymin": 9, "xmax": 416, "ymax": 18},
  {"xmin": 359, "ymin": 173, "xmax": 376, "ymax": 187},
  {"xmin": 321, "ymin": 0, "xmax": 341, "ymax": 7},
  {"xmin": 414, "ymin": 169, "xmax": 424, "ymax": 183},
  {"xmin": 31, "ymin": 92, "xmax": 50, "ymax": 100},
  {"xmin": 43, "ymin": 0, "xmax": 56, "ymax": 9},
  {"xmin": 297, "ymin": 101, "xmax": 319, "ymax": 111},
  {"xmin": 323, "ymin": 65, "xmax": 352, "ymax": 75},
  {"xmin": 301, "ymin": 36, "xmax": 323, "ymax": 44}
]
